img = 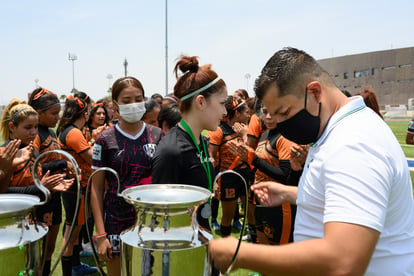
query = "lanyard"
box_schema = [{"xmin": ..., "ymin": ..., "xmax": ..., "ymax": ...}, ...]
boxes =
[{"xmin": 179, "ymin": 119, "xmax": 212, "ymax": 192}]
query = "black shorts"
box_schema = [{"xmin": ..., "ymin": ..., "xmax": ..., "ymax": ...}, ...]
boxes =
[
  {"xmin": 219, "ymin": 168, "xmax": 250, "ymax": 201},
  {"xmin": 35, "ymin": 192, "xmax": 62, "ymax": 226},
  {"xmin": 61, "ymin": 190, "xmax": 85, "ymax": 226},
  {"xmin": 103, "ymin": 212, "xmax": 135, "ymax": 256},
  {"xmin": 255, "ymin": 204, "xmax": 296, "ymax": 245}
]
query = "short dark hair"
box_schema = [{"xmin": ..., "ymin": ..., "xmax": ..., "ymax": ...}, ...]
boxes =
[
  {"xmin": 144, "ymin": 99, "xmax": 161, "ymax": 113},
  {"xmin": 255, "ymin": 47, "xmax": 332, "ymax": 100},
  {"xmin": 151, "ymin": 93, "xmax": 163, "ymax": 101},
  {"xmin": 158, "ymin": 104, "xmax": 181, "ymax": 129}
]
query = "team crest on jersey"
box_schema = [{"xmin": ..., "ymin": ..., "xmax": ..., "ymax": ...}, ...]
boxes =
[
  {"xmin": 92, "ymin": 144, "xmax": 102, "ymax": 161},
  {"xmin": 143, "ymin": 143, "xmax": 157, "ymax": 158}
]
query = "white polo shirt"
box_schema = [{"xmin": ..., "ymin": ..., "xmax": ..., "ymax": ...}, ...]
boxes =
[{"xmin": 294, "ymin": 96, "xmax": 414, "ymax": 275}]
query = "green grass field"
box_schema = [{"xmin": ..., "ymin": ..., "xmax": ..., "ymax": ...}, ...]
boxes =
[{"xmin": 6, "ymin": 119, "xmax": 412, "ymax": 275}]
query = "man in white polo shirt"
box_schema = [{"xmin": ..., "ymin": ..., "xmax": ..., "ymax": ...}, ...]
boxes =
[{"xmin": 209, "ymin": 47, "xmax": 414, "ymax": 275}]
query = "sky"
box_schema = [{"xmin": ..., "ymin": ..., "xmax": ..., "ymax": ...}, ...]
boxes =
[{"xmin": 1, "ymin": 0, "xmax": 414, "ymax": 105}]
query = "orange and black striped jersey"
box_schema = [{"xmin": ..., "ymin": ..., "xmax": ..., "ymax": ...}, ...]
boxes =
[
  {"xmin": 2, "ymin": 140, "xmax": 42, "ymax": 188},
  {"xmin": 247, "ymin": 114, "xmax": 265, "ymax": 141},
  {"xmin": 254, "ymin": 129, "xmax": 294, "ymax": 183},
  {"xmin": 207, "ymin": 123, "xmax": 249, "ymax": 171},
  {"xmin": 33, "ymin": 125, "xmax": 62, "ymax": 162},
  {"xmin": 253, "ymin": 129, "xmax": 297, "ymax": 245},
  {"xmin": 58, "ymin": 124, "xmax": 91, "ymax": 187}
]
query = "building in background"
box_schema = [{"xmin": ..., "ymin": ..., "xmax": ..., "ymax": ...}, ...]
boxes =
[{"xmin": 318, "ymin": 47, "xmax": 414, "ymax": 109}]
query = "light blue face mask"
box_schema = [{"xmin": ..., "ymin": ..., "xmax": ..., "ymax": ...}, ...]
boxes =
[{"xmin": 117, "ymin": 101, "xmax": 146, "ymax": 123}]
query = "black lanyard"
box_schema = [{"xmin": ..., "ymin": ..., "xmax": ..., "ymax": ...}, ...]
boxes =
[{"xmin": 179, "ymin": 119, "xmax": 212, "ymax": 192}]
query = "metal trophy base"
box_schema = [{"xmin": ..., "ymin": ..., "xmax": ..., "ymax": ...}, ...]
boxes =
[
  {"xmin": 0, "ymin": 194, "xmax": 48, "ymax": 276},
  {"xmin": 121, "ymin": 226, "xmax": 209, "ymax": 276},
  {"xmin": 119, "ymin": 184, "xmax": 213, "ymax": 276}
]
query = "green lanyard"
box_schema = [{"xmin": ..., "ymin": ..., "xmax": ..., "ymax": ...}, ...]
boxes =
[{"xmin": 179, "ymin": 119, "xmax": 212, "ymax": 192}]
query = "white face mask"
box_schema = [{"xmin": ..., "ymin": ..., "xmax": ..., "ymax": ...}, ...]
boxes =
[{"xmin": 117, "ymin": 101, "xmax": 146, "ymax": 123}]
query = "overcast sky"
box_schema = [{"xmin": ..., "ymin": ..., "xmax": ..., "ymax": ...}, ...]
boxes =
[{"xmin": 1, "ymin": 0, "xmax": 413, "ymax": 105}]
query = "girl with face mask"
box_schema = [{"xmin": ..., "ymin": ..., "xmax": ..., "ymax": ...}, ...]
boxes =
[{"xmin": 90, "ymin": 76, "xmax": 162, "ymax": 276}]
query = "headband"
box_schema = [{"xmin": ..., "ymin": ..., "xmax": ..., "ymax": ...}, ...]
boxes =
[
  {"xmin": 164, "ymin": 95, "xmax": 178, "ymax": 104},
  {"xmin": 92, "ymin": 102, "xmax": 105, "ymax": 108},
  {"xmin": 232, "ymin": 98, "xmax": 245, "ymax": 111},
  {"xmin": 10, "ymin": 107, "xmax": 32, "ymax": 123},
  {"xmin": 180, "ymin": 77, "xmax": 221, "ymax": 101},
  {"xmin": 40, "ymin": 102, "xmax": 61, "ymax": 112}
]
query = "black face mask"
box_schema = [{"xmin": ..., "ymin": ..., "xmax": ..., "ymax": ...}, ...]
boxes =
[{"xmin": 277, "ymin": 89, "xmax": 321, "ymax": 145}]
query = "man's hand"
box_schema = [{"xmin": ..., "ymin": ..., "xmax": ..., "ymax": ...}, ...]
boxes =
[{"xmin": 290, "ymin": 144, "xmax": 308, "ymax": 171}]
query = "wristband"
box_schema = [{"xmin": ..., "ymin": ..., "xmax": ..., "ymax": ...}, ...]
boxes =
[
  {"xmin": 93, "ymin": 232, "xmax": 107, "ymax": 243},
  {"xmin": 247, "ymin": 149, "xmax": 254, "ymax": 165}
]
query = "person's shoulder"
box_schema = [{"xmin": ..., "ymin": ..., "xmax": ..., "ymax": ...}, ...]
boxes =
[
  {"xmin": 158, "ymin": 127, "xmax": 191, "ymax": 151},
  {"xmin": 58, "ymin": 125, "xmax": 77, "ymax": 144},
  {"xmin": 144, "ymin": 124, "xmax": 163, "ymax": 143},
  {"xmin": 101, "ymin": 125, "xmax": 115, "ymax": 137},
  {"xmin": 158, "ymin": 126, "xmax": 180, "ymax": 146}
]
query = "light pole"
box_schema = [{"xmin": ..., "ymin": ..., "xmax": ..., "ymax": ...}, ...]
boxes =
[
  {"xmin": 245, "ymin": 73, "xmax": 251, "ymax": 91},
  {"xmin": 68, "ymin": 53, "xmax": 77, "ymax": 93},
  {"xmin": 106, "ymin": 74, "xmax": 113, "ymax": 93},
  {"xmin": 165, "ymin": 0, "xmax": 168, "ymax": 95},
  {"xmin": 123, "ymin": 58, "xmax": 128, "ymax": 77}
]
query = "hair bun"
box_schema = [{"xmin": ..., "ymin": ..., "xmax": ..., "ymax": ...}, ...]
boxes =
[{"xmin": 175, "ymin": 56, "xmax": 199, "ymax": 77}]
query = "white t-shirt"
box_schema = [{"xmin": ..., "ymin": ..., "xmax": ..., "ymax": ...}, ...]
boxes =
[{"xmin": 294, "ymin": 96, "xmax": 414, "ymax": 275}]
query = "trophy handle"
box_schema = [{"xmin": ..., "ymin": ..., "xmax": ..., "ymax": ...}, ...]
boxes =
[
  {"xmin": 32, "ymin": 149, "xmax": 82, "ymax": 276},
  {"xmin": 85, "ymin": 167, "xmax": 121, "ymax": 276},
  {"xmin": 32, "ymin": 149, "xmax": 81, "ymax": 206},
  {"xmin": 212, "ymin": 170, "xmax": 248, "ymax": 276}
]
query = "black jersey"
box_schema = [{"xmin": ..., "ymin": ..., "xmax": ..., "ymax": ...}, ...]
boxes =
[{"xmin": 152, "ymin": 125, "xmax": 215, "ymax": 191}]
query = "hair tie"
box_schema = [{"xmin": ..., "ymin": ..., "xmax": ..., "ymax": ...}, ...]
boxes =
[
  {"xmin": 33, "ymin": 88, "xmax": 56, "ymax": 101},
  {"xmin": 74, "ymin": 97, "xmax": 86, "ymax": 109}
]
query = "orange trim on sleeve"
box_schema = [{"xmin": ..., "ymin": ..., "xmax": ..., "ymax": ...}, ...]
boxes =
[
  {"xmin": 228, "ymin": 156, "xmax": 241, "ymax": 170},
  {"xmin": 279, "ymin": 203, "xmax": 292, "ymax": 245}
]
